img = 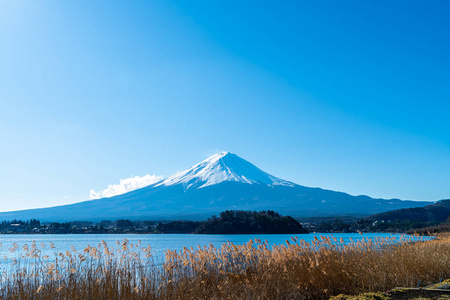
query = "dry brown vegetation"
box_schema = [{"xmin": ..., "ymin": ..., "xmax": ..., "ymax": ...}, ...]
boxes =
[{"xmin": 0, "ymin": 235, "xmax": 449, "ymax": 299}]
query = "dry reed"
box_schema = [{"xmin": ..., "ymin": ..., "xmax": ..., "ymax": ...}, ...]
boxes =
[{"xmin": 0, "ymin": 235, "xmax": 448, "ymax": 299}]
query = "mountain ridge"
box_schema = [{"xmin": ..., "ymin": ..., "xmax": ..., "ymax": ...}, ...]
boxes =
[{"xmin": 367, "ymin": 199, "xmax": 450, "ymax": 223}]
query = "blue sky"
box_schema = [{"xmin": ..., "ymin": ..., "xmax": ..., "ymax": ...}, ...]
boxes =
[{"xmin": 1, "ymin": 0, "xmax": 450, "ymax": 211}]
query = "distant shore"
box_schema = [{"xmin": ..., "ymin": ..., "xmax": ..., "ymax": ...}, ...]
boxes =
[{"xmin": 0, "ymin": 210, "xmax": 308, "ymax": 235}]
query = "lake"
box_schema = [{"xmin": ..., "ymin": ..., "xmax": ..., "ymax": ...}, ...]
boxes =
[{"xmin": 0, "ymin": 232, "xmax": 418, "ymax": 263}]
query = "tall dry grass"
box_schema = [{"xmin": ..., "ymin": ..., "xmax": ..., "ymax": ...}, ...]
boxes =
[{"xmin": 0, "ymin": 235, "xmax": 448, "ymax": 299}]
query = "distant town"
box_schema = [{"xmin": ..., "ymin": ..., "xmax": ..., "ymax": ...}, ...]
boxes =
[{"xmin": 1, "ymin": 219, "xmax": 158, "ymax": 234}]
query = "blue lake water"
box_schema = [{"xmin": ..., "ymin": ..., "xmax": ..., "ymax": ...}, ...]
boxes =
[{"xmin": 0, "ymin": 232, "xmax": 417, "ymax": 263}]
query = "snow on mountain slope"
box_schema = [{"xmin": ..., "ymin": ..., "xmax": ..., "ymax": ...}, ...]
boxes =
[{"xmin": 157, "ymin": 152, "xmax": 295, "ymax": 190}]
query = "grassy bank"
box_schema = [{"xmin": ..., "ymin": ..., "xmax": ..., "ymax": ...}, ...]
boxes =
[{"xmin": 0, "ymin": 235, "xmax": 449, "ymax": 299}]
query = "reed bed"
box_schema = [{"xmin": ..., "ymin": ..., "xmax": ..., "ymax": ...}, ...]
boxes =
[{"xmin": 0, "ymin": 235, "xmax": 448, "ymax": 299}]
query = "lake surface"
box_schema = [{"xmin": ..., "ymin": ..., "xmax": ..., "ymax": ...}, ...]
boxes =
[{"xmin": 0, "ymin": 232, "xmax": 419, "ymax": 263}]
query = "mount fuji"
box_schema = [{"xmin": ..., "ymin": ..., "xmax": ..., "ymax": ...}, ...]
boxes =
[{"xmin": 0, "ymin": 152, "xmax": 431, "ymax": 222}]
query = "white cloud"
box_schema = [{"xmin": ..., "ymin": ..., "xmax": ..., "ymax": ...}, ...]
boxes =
[{"xmin": 90, "ymin": 174, "xmax": 164, "ymax": 200}]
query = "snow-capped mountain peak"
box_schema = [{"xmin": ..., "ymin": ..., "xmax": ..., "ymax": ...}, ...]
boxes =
[
  {"xmin": 0, "ymin": 151, "xmax": 433, "ymax": 222},
  {"xmin": 157, "ymin": 152, "xmax": 295, "ymax": 189}
]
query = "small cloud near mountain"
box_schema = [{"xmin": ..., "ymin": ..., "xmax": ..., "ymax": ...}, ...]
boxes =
[{"xmin": 90, "ymin": 174, "xmax": 164, "ymax": 199}]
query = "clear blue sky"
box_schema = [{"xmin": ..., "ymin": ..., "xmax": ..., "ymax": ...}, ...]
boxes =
[{"xmin": 1, "ymin": 0, "xmax": 450, "ymax": 211}]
